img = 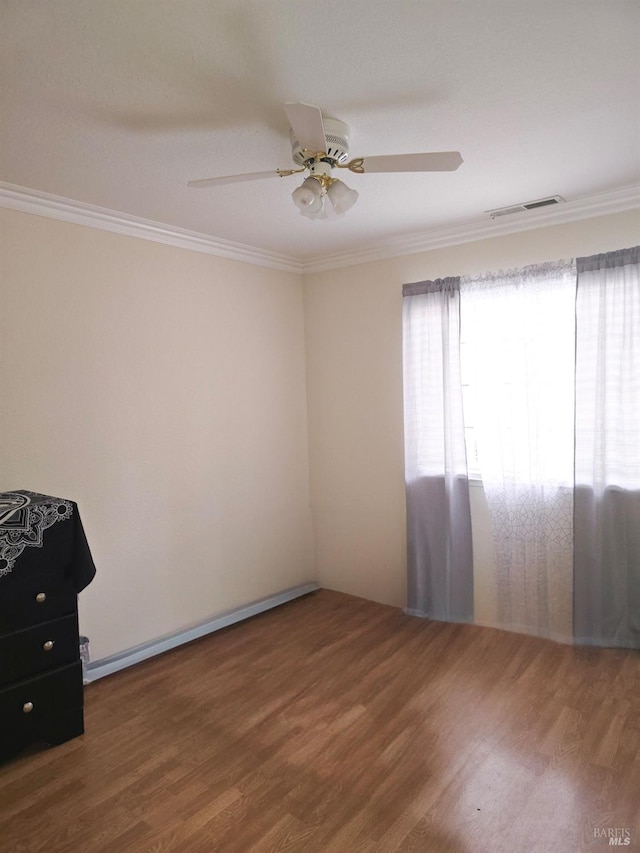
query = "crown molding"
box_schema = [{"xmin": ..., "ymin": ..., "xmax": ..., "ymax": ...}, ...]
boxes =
[
  {"xmin": 0, "ymin": 182, "xmax": 304, "ymax": 274},
  {"xmin": 302, "ymin": 185, "xmax": 640, "ymax": 273},
  {"xmin": 2, "ymin": 181, "xmax": 638, "ymax": 276}
]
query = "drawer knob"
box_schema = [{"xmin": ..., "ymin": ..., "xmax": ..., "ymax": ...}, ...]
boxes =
[
  {"xmin": 35, "ymin": 592, "xmax": 47, "ymax": 603},
  {"xmin": 23, "ymin": 702, "xmax": 34, "ymax": 714},
  {"xmin": 43, "ymin": 640, "xmax": 55, "ymax": 652}
]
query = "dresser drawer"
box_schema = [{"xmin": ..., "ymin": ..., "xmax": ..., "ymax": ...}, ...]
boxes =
[
  {"xmin": 0, "ymin": 661, "xmax": 84, "ymax": 737},
  {"xmin": 0, "ymin": 574, "xmax": 76, "ymax": 633},
  {"xmin": 0, "ymin": 613, "xmax": 79, "ymax": 687}
]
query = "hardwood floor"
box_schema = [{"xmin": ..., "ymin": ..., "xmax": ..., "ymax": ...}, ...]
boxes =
[{"xmin": 1, "ymin": 589, "xmax": 639, "ymax": 852}]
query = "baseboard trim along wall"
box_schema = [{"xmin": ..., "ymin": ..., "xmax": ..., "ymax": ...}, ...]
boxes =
[{"xmin": 84, "ymin": 582, "xmax": 318, "ymax": 683}]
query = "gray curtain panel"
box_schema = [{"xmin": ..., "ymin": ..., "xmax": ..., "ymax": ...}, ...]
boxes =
[
  {"xmin": 573, "ymin": 246, "xmax": 640, "ymax": 648},
  {"xmin": 402, "ymin": 278, "xmax": 474, "ymax": 622}
]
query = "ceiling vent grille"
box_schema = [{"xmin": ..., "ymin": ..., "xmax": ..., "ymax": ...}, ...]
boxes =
[{"xmin": 486, "ymin": 195, "xmax": 565, "ymax": 219}]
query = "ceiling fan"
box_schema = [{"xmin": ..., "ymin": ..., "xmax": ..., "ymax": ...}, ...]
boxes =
[{"xmin": 188, "ymin": 103, "xmax": 463, "ymax": 220}]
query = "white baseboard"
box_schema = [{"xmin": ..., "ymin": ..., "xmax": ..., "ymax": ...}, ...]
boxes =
[{"xmin": 84, "ymin": 582, "xmax": 318, "ymax": 683}]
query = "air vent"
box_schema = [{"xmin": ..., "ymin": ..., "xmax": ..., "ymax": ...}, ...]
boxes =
[{"xmin": 486, "ymin": 196, "xmax": 565, "ymax": 219}]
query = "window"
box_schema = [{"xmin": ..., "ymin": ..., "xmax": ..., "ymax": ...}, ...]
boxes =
[{"xmin": 458, "ymin": 265, "xmax": 577, "ymax": 487}]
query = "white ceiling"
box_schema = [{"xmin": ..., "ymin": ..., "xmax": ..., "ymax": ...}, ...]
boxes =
[{"xmin": 2, "ymin": 0, "xmax": 639, "ymax": 266}]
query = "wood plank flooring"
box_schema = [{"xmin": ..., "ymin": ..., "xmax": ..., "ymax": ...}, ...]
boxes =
[{"xmin": 1, "ymin": 589, "xmax": 639, "ymax": 852}]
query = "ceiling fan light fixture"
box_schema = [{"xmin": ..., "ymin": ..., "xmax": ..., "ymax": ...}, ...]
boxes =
[
  {"xmin": 326, "ymin": 179, "xmax": 359, "ymax": 215},
  {"xmin": 188, "ymin": 104, "xmax": 462, "ymax": 224},
  {"xmin": 292, "ymin": 177, "xmax": 323, "ymax": 213}
]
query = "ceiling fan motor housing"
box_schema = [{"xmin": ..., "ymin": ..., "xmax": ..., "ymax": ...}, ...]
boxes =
[{"xmin": 290, "ymin": 118, "xmax": 351, "ymax": 166}]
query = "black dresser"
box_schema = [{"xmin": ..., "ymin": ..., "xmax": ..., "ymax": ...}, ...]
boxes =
[{"xmin": 0, "ymin": 491, "xmax": 96, "ymax": 762}]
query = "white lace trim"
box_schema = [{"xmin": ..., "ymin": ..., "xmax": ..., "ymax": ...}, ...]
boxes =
[{"xmin": 0, "ymin": 492, "xmax": 73, "ymax": 577}]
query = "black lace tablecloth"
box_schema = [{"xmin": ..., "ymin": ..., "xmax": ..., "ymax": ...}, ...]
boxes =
[{"xmin": 0, "ymin": 491, "xmax": 96, "ymax": 592}]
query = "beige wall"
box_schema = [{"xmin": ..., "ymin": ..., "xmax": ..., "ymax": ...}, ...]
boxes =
[
  {"xmin": 2, "ymin": 206, "xmax": 638, "ymax": 660},
  {"xmin": 0, "ymin": 209, "xmax": 315, "ymax": 660},
  {"xmin": 303, "ymin": 211, "xmax": 640, "ymax": 615}
]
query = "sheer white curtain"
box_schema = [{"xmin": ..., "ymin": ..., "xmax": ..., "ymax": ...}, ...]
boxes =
[
  {"xmin": 574, "ymin": 247, "xmax": 640, "ymax": 647},
  {"xmin": 403, "ymin": 278, "xmax": 474, "ymax": 622},
  {"xmin": 460, "ymin": 261, "xmax": 577, "ymax": 640},
  {"xmin": 403, "ymin": 250, "xmax": 639, "ymax": 648}
]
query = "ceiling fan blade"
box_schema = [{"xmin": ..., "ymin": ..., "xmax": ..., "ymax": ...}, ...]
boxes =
[
  {"xmin": 188, "ymin": 170, "xmax": 282, "ymax": 188},
  {"xmin": 284, "ymin": 102, "xmax": 326, "ymax": 153},
  {"xmin": 354, "ymin": 151, "xmax": 463, "ymax": 173}
]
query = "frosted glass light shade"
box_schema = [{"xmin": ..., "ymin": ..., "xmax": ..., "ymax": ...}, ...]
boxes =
[
  {"xmin": 327, "ymin": 179, "xmax": 359, "ymax": 214},
  {"xmin": 299, "ymin": 202, "xmax": 327, "ymax": 220},
  {"xmin": 292, "ymin": 178, "xmax": 323, "ymax": 213}
]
